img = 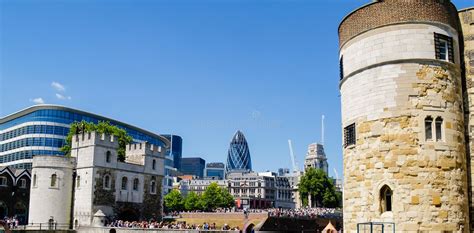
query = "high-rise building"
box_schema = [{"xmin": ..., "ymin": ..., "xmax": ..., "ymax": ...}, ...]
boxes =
[
  {"xmin": 304, "ymin": 143, "xmax": 328, "ymax": 175},
  {"xmin": 181, "ymin": 157, "xmax": 205, "ymax": 178},
  {"xmin": 161, "ymin": 135, "xmax": 182, "ymax": 194},
  {"xmin": 226, "ymin": 130, "xmax": 252, "ymax": 173},
  {"xmin": 0, "ymin": 105, "xmax": 169, "ymax": 169},
  {"xmin": 277, "ymin": 168, "xmax": 290, "ymax": 176},
  {"xmin": 204, "ymin": 162, "xmax": 225, "ymax": 180},
  {"xmin": 162, "ymin": 135, "xmax": 182, "ymax": 171}
]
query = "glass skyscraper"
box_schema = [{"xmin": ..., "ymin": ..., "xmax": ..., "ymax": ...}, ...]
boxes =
[
  {"xmin": 0, "ymin": 105, "xmax": 170, "ymax": 169},
  {"xmin": 205, "ymin": 162, "xmax": 225, "ymax": 180},
  {"xmin": 226, "ymin": 130, "xmax": 252, "ymax": 173},
  {"xmin": 181, "ymin": 157, "xmax": 205, "ymax": 178},
  {"xmin": 163, "ymin": 134, "xmax": 182, "ymax": 171}
]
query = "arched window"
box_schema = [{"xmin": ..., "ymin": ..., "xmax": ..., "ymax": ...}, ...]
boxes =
[
  {"xmin": 150, "ymin": 176, "xmax": 156, "ymax": 194},
  {"xmin": 435, "ymin": 117, "xmax": 443, "ymax": 141},
  {"xmin": 103, "ymin": 175, "xmax": 111, "ymax": 189},
  {"xmin": 425, "ymin": 116, "xmax": 433, "ymax": 140},
  {"xmin": 152, "ymin": 159, "xmax": 156, "ymax": 170},
  {"xmin": 19, "ymin": 178, "xmax": 27, "ymax": 188},
  {"xmin": 0, "ymin": 176, "xmax": 7, "ymax": 187},
  {"xmin": 121, "ymin": 177, "xmax": 128, "ymax": 190},
  {"xmin": 133, "ymin": 178, "xmax": 139, "ymax": 191},
  {"xmin": 380, "ymin": 185, "xmax": 393, "ymax": 213},
  {"xmin": 51, "ymin": 174, "xmax": 57, "ymax": 187},
  {"xmin": 106, "ymin": 151, "xmax": 111, "ymax": 163},
  {"xmin": 76, "ymin": 176, "xmax": 81, "ymax": 188},
  {"xmin": 33, "ymin": 174, "xmax": 37, "ymax": 187}
]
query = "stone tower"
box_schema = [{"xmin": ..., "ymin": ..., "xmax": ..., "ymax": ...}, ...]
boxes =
[
  {"xmin": 29, "ymin": 155, "xmax": 76, "ymax": 226},
  {"xmin": 460, "ymin": 6, "xmax": 474, "ymax": 231},
  {"xmin": 304, "ymin": 143, "xmax": 328, "ymax": 175},
  {"xmin": 338, "ymin": 0, "xmax": 470, "ymax": 232}
]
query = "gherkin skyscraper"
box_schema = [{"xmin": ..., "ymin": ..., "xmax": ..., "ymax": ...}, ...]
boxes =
[{"xmin": 226, "ymin": 130, "xmax": 252, "ymax": 173}]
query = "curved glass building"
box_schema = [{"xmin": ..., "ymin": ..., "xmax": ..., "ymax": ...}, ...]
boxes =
[
  {"xmin": 226, "ymin": 130, "xmax": 252, "ymax": 173},
  {"xmin": 0, "ymin": 105, "xmax": 170, "ymax": 169}
]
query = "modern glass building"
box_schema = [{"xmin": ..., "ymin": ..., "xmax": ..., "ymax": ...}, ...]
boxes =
[
  {"xmin": 204, "ymin": 162, "xmax": 225, "ymax": 180},
  {"xmin": 181, "ymin": 157, "xmax": 205, "ymax": 178},
  {"xmin": 162, "ymin": 134, "xmax": 182, "ymax": 171},
  {"xmin": 0, "ymin": 105, "xmax": 170, "ymax": 169},
  {"xmin": 226, "ymin": 130, "xmax": 252, "ymax": 173}
]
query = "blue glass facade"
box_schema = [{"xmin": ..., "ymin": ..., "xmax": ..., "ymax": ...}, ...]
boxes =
[
  {"xmin": 181, "ymin": 157, "xmax": 205, "ymax": 178},
  {"xmin": 0, "ymin": 105, "xmax": 169, "ymax": 169},
  {"xmin": 226, "ymin": 130, "xmax": 252, "ymax": 173},
  {"xmin": 205, "ymin": 162, "xmax": 225, "ymax": 180},
  {"xmin": 163, "ymin": 134, "xmax": 182, "ymax": 170}
]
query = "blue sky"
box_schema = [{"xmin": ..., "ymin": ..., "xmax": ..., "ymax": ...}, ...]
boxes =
[{"xmin": 1, "ymin": 0, "xmax": 472, "ymax": 178}]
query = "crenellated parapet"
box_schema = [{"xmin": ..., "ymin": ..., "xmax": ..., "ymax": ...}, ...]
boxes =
[{"xmin": 72, "ymin": 131, "xmax": 119, "ymax": 149}]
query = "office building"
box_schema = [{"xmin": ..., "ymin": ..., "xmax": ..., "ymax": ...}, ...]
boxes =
[
  {"xmin": 0, "ymin": 105, "xmax": 170, "ymax": 170},
  {"xmin": 181, "ymin": 157, "xmax": 205, "ymax": 178},
  {"xmin": 226, "ymin": 130, "xmax": 252, "ymax": 173},
  {"xmin": 204, "ymin": 162, "xmax": 225, "ymax": 180}
]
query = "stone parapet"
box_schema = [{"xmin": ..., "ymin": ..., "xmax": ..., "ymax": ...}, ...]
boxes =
[{"xmin": 338, "ymin": 0, "xmax": 460, "ymax": 48}]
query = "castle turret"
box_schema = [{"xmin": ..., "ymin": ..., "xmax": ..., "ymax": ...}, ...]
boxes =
[
  {"xmin": 459, "ymin": 6, "xmax": 474, "ymax": 231},
  {"xmin": 339, "ymin": 0, "xmax": 470, "ymax": 232},
  {"xmin": 29, "ymin": 155, "xmax": 75, "ymax": 226}
]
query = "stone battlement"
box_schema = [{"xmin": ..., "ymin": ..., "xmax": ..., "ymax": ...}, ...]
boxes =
[
  {"xmin": 74, "ymin": 131, "xmax": 119, "ymax": 148},
  {"xmin": 126, "ymin": 142, "xmax": 162, "ymax": 157}
]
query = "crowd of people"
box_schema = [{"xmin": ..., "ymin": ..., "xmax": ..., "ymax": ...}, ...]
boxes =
[
  {"xmin": 107, "ymin": 220, "xmax": 240, "ymax": 230},
  {"xmin": 267, "ymin": 207, "xmax": 342, "ymax": 219},
  {"xmin": 2, "ymin": 217, "xmax": 19, "ymax": 229}
]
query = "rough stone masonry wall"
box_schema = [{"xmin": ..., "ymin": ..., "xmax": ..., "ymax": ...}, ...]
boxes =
[
  {"xmin": 340, "ymin": 24, "xmax": 470, "ymax": 232},
  {"xmin": 460, "ymin": 7, "xmax": 474, "ymax": 231}
]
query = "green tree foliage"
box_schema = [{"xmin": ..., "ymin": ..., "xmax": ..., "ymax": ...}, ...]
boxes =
[
  {"xmin": 164, "ymin": 190, "xmax": 184, "ymax": 211},
  {"xmin": 184, "ymin": 192, "xmax": 201, "ymax": 211},
  {"xmin": 60, "ymin": 121, "xmax": 133, "ymax": 161},
  {"xmin": 200, "ymin": 183, "xmax": 235, "ymax": 211},
  {"xmin": 299, "ymin": 168, "xmax": 341, "ymax": 208},
  {"xmin": 164, "ymin": 183, "xmax": 235, "ymax": 212}
]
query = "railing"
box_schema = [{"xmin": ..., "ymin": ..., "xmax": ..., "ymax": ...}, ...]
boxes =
[{"xmin": 16, "ymin": 222, "xmax": 71, "ymax": 230}]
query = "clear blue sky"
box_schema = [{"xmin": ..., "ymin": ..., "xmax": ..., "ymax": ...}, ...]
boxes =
[{"xmin": 1, "ymin": 0, "xmax": 472, "ymax": 178}]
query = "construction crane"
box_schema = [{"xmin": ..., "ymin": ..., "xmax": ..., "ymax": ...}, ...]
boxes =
[
  {"xmin": 288, "ymin": 139, "xmax": 298, "ymax": 173},
  {"xmin": 333, "ymin": 168, "xmax": 339, "ymax": 180}
]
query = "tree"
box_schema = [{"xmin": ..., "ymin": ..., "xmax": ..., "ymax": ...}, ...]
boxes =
[
  {"xmin": 299, "ymin": 168, "xmax": 341, "ymax": 208},
  {"xmin": 184, "ymin": 192, "xmax": 201, "ymax": 211},
  {"xmin": 200, "ymin": 183, "xmax": 235, "ymax": 211},
  {"xmin": 60, "ymin": 121, "xmax": 133, "ymax": 161},
  {"xmin": 220, "ymin": 187, "xmax": 236, "ymax": 208},
  {"xmin": 164, "ymin": 190, "xmax": 184, "ymax": 212}
]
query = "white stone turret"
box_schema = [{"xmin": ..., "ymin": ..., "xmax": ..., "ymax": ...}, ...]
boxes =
[{"xmin": 29, "ymin": 155, "xmax": 76, "ymax": 225}]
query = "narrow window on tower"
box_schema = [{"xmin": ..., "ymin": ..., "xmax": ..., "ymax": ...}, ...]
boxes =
[
  {"xmin": 106, "ymin": 151, "xmax": 111, "ymax": 163},
  {"xmin": 425, "ymin": 116, "xmax": 433, "ymax": 141},
  {"xmin": 103, "ymin": 175, "xmax": 111, "ymax": 189},
  {"xmin": 380, "ymin": 185, "xmax": 393, "ymax": 213},
  {"xmin": 344, "ymin": 123, "xmax": 356, "ymax": 147},
  {"xmin": 435, "ymin": 117, "xmax": 443, "ymax": 141},
  {"xmin": 434, "ymin": 33, "xmax": 454, "ymax": 63},
  {"xmin": 121, "ymin": 177, "xmax": 128, "ymax": 190},
  {"xmin": 133, "ymin": 178, "xmax": 139, "ymax": 191},
  {"xmin": 50, "ymin": 174, "xmax": 57, "ymax": 187},
  {"xmin": 339, "ymin": 56, "xmax": 344, "ymax": 80}
]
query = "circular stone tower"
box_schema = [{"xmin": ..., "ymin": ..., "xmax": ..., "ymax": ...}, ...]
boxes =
[
  {"xmin": 28, "ymin": 155, "xmax": 75, "ymax": 226},
  {"xmin": 338, "ymin": 0, "xmax": 470, "ymax": 232}
]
